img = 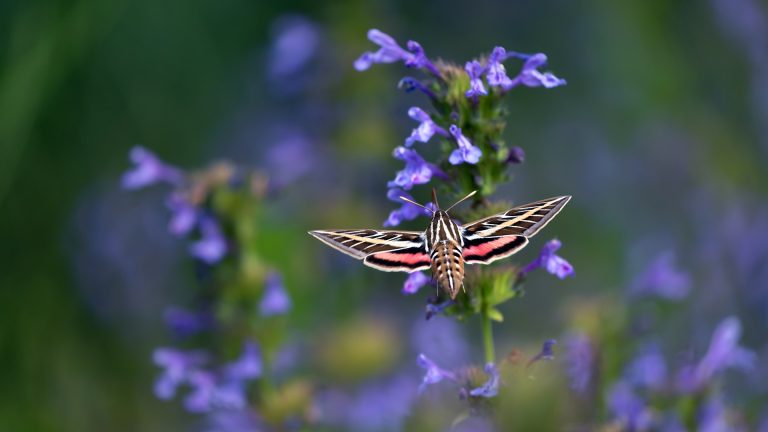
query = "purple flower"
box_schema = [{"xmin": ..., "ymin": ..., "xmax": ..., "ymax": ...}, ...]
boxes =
[
  {"xmin": 469, "ymin": 363, "xmax": 500, "ymax": 398},
  {"xmin": 402, "ymin": 271, "xmax": 431, "ymax": 295},
  {"xmin": 354, "ymin": 30, "xmax": 438, "ymax": 75},
  {"xmin": 259, "ymin": 272, "xmax": 292, "ymax": 316},
  {"xmin": 625, "ymin": 343, "xmax": 667, "ymax": 390},
  {"xmin": 521, "ymin": 239, "xmax": 574, "ymax": 279},
  {"xmin": 184, "ymin": 371, "xmax": 247, "ymax": 413},
  {"xmin": 268, "ymin": 15, "xmax": 320, "ymax": 79},
  {"xmin": 698, "ymin": 396, "xmax": 730, "ymax": 432},
  {"xmin": 383, "ymin": 188, "xmax": 435, "ymax": 227},
  {"xmin": 506, "ymin": 146, "xmax": 525, "ymax": 164},
  {"xmin": 528, "ymin": 339, "xmax": 557, "ymax": 367},
  {"xmin": 425, "ymin": 299, "xmax": 454, "ymax": 320},
  {"xmin": 164, "ymin": 306, "xmax": 213, "ymax": 338},
  {"xmin": 564, "ymin": 332, "xmax": 595, "ymax": 393},
  {"xmin": 387, "ymin": 147, "xmax": 442, "ymax": 190},
  {"xmin": 510, "ymin": 53, "xmax": 566, "ymax": 89},
  {"xmin": 166, "ymin": 192, "xmax": 198, "ymax": 236},
  {"xmin": 404, "ymin": 107, "xmax": 447, "ymax": 147},
  {"xmin": 448, "ymin": 125, "xmax": 482, "ymax": 165},
  {"xmin": 629, "ymin": 252, "xmax": 691, "ymax": 300},
  {"xmin": 677, "ymin": 316, "xmax": 755, "ymax": 392},
  {"xmin": 486, "ymin": 47, "xmax": 514, "ymax": 88},
  {"xmin": 224, "ymin": 341, "xmax": 263, "ymax": 382},
  {"xmin": 465, "ymin": 60, "xmax": 488, "ymax": 98},
  {"xmin": 607, "ymin": 381, "xmax": 655, "ymax": 431},
  {"xmin": 121, "ymin": 146, "xmax": 182, "ymax": 190},
  {"xmin": 189, "ymin": 217, "xmax": 227, "ymax": 264},
  {"xmin": 153, "ymin": 347, "xmax": 208, "ymax": 400},
  {"xmin": 416, "ymin": 353, "xmax": 456, "ymax": 393}
]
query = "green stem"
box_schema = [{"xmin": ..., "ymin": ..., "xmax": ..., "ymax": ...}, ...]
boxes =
[{"xmin": 481, "ymin": 292, "xmax": 495, "ymax": 364}]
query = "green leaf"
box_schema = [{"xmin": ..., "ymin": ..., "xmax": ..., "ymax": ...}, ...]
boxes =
[{"xmin": 487, "ymin": 307, "xmax": 504, "ymax": 322}]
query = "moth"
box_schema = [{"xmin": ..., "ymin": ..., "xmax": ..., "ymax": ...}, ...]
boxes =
[{"xmin": 309, "ymin": 191, "xmax": 571, "ymax": 299}]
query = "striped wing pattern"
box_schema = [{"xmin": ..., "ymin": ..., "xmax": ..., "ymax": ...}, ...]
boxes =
[
  {"xmin": 461, "ymin": 196, "xmax": 571, "ymax": 265},
  {"xmin": 308, "ymin": 229, "xmax": 429, "ymax": 272}
]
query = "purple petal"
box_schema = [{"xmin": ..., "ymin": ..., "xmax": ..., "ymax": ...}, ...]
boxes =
[
  {"xmin": 164, "ymin": 306, "xmax": 213, "ymax": 337},
  {"xmin": 416, "ymin": 353, "xmax": 456, "ymax": 393},
  {"xmin": 121, "ymin": 146, "xmax": 182, "ymax": 190},
  {"xmin": 528, "ymin": 339, "xmax": 557, "ymax": 366},
  {"xmin": 189, "ymin": 217, "xmax": 227, "ymax": 264},
  {"xmin": 629, "ymin": 252, "xmax": 691, "ymax": 300},
  {"xmin": 403, "ymin": 272, "xmax": 430, "ymax": 295},
  {"xmin": 564, "ymin": 333, "xmax": 594, "ymax": 393},
  {"xmin": 259, "ymin": 272, "xmax": 292, "ymax": 316},
  {"xmin": 225, "ymin": 341, "xmax": 263, "ymax": 382},
  {"xmin": 166, "ymin": 193, "xmax": 198, "ymax": 236},
  {"xmin": 469, "ymin": 363, "xmax": 500, "ymax": 398}
]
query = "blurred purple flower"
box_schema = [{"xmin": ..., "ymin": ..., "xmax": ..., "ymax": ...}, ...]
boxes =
[
  {"xmin": 383, "ymin": 188, "xmax": 435, "ymax": 227},
  {"xmin": 564, "ymin": 332, "xmax": 595, "ymax": 393},
  {"xmin": 404, "ymin": 107, "xmax": 447, "ymax": 147},
  {"xmin": 521, "ymin": 239, "xmax": 574, "ymax": 279},
  {"xmin": 528, "ymin": 339, "xmax": 557, "ymax": 367},
  {"xmin": 698, "ymin": 396, "xmax": 731, "ymax": 432},
  {"xmin": 425, "ymin": 299, "xmax": 454, "ymax": 320},
  {"xmin": 166, "ymin": 192, "xmax": 198, "ymax": 237},
  {"xmin": 486, "ymin": 47, "xmax": 514, "ymax": 88},
  {"xmin": 417, "ymin": 353, "xmax": 456, "ymax": 393},
  {"xmin": 224, "ymin": 341, "xmax": 263, "ymax": 382},
  {"xmin": 266, "ymin": 132, "xmax": 315, "ymax": 189},
  {"xmin": 205, "ymin": 409, "xmax": 262, "ymax": 432},
  {"xmin": 411, "ymin": 316, "xmax": 469, "ymax": 369},
  {"xmin": 164, "ymin": 306, "xmax": 213, "ymax": 338},
  {"xmin": 402, "ymin": 271, "xmax": 430, "ymax": 295},
  {"xmin": 189, "ymin": 217, "xmax": 227, "ymax": 264},
  {"xmin": 259, "ymin": 272, "xmax": 292, "ymax": 316},
  {"xmin": 354, "ymin": 30, "xmax": 438, "ymax": 75},
  {"xmin": 509, "ymin": 53, "xmax": 567, "ymax": 89},
  {"xmin": 184, "ymin": 371, "xmax": 248, "ymax": 413},
  {"xmin": 387, "ymin": 147, "xmax": 443, "ymax": 190},
  {"xmin": 469, "ymin": 363, "xmax": 500, "ymax": 398},
  {"xmin": 122, "ymin": 146, "xmax": 182, "ymax": 190},
  {"xmin": 629, "ymin": 252, "xmax": 691, "ymax": 300},
  {"xmin": 607, "ymin": 381, "xmax": 655, "ymax": 431},
  {"xmin": 506, "ymin": 146, "xmax": 526, "ymax": 164},
  {"xmin": 465, "ymin": 60, "xmax": 488, "ymax": 98},
  {"xmin": 448, "ymin": 125, "xmax": 482, "ymax": 165},
  {"xmin": 677, "ymin": 316, "xmax": 755, "ymax": 392},
  {"xmin": 625, "ymin": 343, "xmax": 667, "ymax": 391},
  {"xmin": 268, "ymin": 15, "xmax": 320, "ymax": 79},
  {"xmin": 153, "ymin": 347, "xmax": 209, "ymax": 400}
]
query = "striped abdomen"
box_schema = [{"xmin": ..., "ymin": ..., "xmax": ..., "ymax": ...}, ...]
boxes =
[{"xmin": 430, "ymin": 239, "xmax": 465, "ymax": 299}]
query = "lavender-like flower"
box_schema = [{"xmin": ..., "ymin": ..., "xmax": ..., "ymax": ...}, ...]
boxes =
[
  {"xmin": 416, "ymin": 353, "xmax": 457, "ymax": 393},
  {"xmin": 153, "ymin": 347, "xmax": 209, "ymax": 400},
  {"xmin": 122, "ymin": 146, "xmax": 182, "ymax": 190},
  {"xmin": 184, "ymin": 371, "xmax": 248, "ymax": 413},
  {"xmin": 527, "ymin": 339, "xmax": 557, "ymax": 367},
  {"xmin": 486, "ymin": 47, "xmax": 514, "ymax": 88},
  {"xmin": 465, "ymin": 60, "xmax": 488, "ymax": 98},
  {"xmin": 625, "ymin": 343, "xmax": 667, "ymax": 391},
  {"xmin": 469, "ymin": 363, "xmax": 500, "ymax": 398},
  {"xmin": 448, "ymin": 125, "xmax": 482, "ymax": 165},
  {"xmin": 564, "ymin": 332, "xmax": 595, "ymax": 393},
  {"xmin": 354, "ymin": 30, "xmax": 438, "ymax": 75},
  {"xmin": 607, "ymin": 381, "xmax": 655, "ymax": 431},
  {"xmin": 404, "ymin": 107, "xmax": 448, "ymax": 147},
  {"xmin": 164, "ymin": 306, "xmax": 213, "ymax": 338},
  {"xmin": 629, "ymin": 252, "xmax": 691, "ymax": 300},
  {"xmin": 510, "ymin": 53, "xmax": 567, "ymax": 89},
  {"xmin": 402, "ymin": 271, "xmax": 431, "ymax": 295},
  {"xmin": 166, "ymin": 192, "xmax": 198, "ymax": 236},
  {"xmin": 224, "ymin": 341, "xmax": 263, "ymax": 382},
  {"xmin": 259, "ymin": 271, "xmax": 292, "ymax": 316},
  {"xmin": 387, "ymin": 147, "xmax": 442, "ymax": 190},
  {"xmin": 383, "ymin": 188, "xmax": 435, "ymax": 227},
  {"xmin": 677, "ymin": 316, "xmax": 755, "ymax": 392},
  {"xmin": 520, "ymin": 239, "xmax": 574, "ymax": 279},
  {"xmin": 189, "ymin": 216, "xmax": 228, "ymax": 264}
]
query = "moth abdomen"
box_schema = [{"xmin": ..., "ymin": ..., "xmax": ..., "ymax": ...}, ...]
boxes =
[{"xmin": 431, "ymin": 240, "xmax": 465, "ymax": 299}]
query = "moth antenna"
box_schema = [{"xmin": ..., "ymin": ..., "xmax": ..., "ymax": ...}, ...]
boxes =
[
  {"xmin": 446, "ymin": 190, "xmax": 478, "ymax": 212},
  {"xmin": 432, "ymin": 188, "xmax": 440, "ymax": 209},
  {"xmin": 399, "ymin": 196, "xmax": 434, "ymax": 214}
]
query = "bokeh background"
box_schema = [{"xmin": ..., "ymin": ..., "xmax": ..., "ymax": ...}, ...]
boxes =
[{"xmin": 1, "ymin": 0, "xmax": 767, "ymax": 430}]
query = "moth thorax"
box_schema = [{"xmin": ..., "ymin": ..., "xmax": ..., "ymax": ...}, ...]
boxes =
[{"xmin": 430, "ymin": 240, "xmax": 465, "ymax": 299}]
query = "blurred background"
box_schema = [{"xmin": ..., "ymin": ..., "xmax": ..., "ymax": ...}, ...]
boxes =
[{"xmin": 1, "ymin": 0, "xmax": 767, "ymax": 430}]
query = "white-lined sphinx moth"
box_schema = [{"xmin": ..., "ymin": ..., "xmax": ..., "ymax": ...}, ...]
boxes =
[{"xmin": 309, "ymin": 191, "xmax": 571, "ymax": 299}]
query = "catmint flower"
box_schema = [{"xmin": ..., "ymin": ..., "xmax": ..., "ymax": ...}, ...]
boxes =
[
  {"xmin": 184, "ymin": 371, "xmax": 248, "ymax": 413},
  {"xmin": 510, "ymin": 53, "xmax": 566, "ymax": 89},
  {"xmin": 520, "ymin": 239, "xmax": 574, "ymax": 279},
  {"xmin": 469, "ymin": 363, "xmax": 500, "ymax": 398},
  {"xmin": 384, "ymin": 188, "xmax": 435, "ymax": 227},
  {"xmin": 122, "ymin": 146, "xmax": 182, "ymax": 190},
  {"xmin": 448, "ymin": 125, "xmax": 482, "ymax": 165},
  {"xmin": 625, "ymin": 344, "xmax": 667, "ymax": 390},
  {"xmin": 425, "ymin": 299, "xmax": 454, "ymax": 320},
  {"xmin": 629, "ymin": 252, "xmax": 691, "ymax": 300},
  {"xmin": 486, "ymin": 47, "xmax": 514, "ymax": 88},
  {"xmin": 417, "ymin": 353, "xmax": 456, "ymax": 393},
  {"xmin": 354, "ymin": 30, "xmax": 439, "ymax": 75},
  {"xmin": 607, "ymin": 381, "xmax": 655, "ymax": 431},
  {"xmin": 259, "ymin": 272, "xmax": 292, "ymax": 316},
  {"xmin": 166, "ymin": 192, "xmax": 198, "ymax": 236},
  {"xmin": 189, "ymin": 217, "xmax": 227, "ymax": 264},
  {"xmin": 528, "ymin": 339, "xmax": 557, "ymax": 367},
  {"xmin": 224, "ymin": 341, "xmax": 263, "ymax": 382},
  {"xmin": 164, "ymin": 306, "xmax": 213, "ymax": 338},
  {"xmin": 153, "ymin": 347, "xmax": 209, "ymax": 400},
  {"xmin": 402, "ymin": 271, "xmax": 430, "ymax": 295},
  {"xmin": 564, "ymin": 332, "xmax": 595, "ymax": 393},
  {"xmin": 677, "ymin": 316, "xmax": 755, "ymax": 392},
  {"xmin": 465, "ymin": 60, "xmax": 488, "ymax": 98},
  {"xmin": 506, "ymin": 146, "xmax": 525, "ymax": 164},
  {"xmin": 405, "ymin": 107, "xmax": 447, "ymax": 147},
  {"xmin": 388, "ymin": 147, "xmax": 442, "ymax": 190},
  {"xmin": 268, "ymin": 15, "xmax": 319, "ymax": 79}
]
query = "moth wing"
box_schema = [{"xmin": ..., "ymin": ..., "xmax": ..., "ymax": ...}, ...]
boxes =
[{"xmin": 309, "ymin": 229, "xmax": 429, "ymax": 272}]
